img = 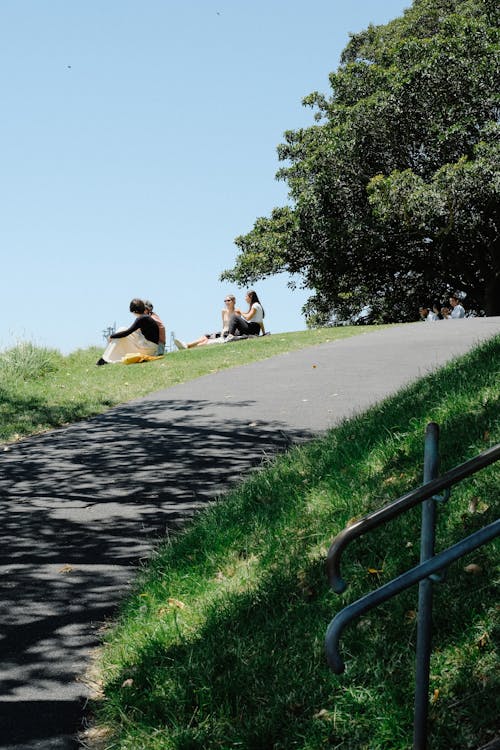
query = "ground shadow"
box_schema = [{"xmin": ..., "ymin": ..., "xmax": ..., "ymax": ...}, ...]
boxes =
[
  {"xmin": 0, "ymin": 396, "xmax": 312, "ymax": 748},
  {"xmin": 0, "ymin": 699, "xmax": 83, "ymax": 749}
]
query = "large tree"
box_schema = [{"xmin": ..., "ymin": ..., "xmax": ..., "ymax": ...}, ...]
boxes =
[{"xmin": 222, "ymin": 0, "xmax": 500, "ymax": 322}]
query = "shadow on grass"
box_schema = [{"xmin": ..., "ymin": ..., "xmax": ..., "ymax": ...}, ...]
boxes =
[
  {"xmin": 0, "ymin": 387, "xmax": 115, "ymax": 442},
  {"xmin": 103, "ymin": 536, "xmax": 498, "ymax": 750}
]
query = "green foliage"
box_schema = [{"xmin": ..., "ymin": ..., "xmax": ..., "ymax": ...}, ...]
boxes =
[
  {"xmin": 225, "ymin": 207, "xmax": 298, "ymax": 286},
  {"xmin": 223, "ymin": 0, "xmax": 500, "ymax": 321},
  {"xmin": 92, "ymin": 336, "xmax": 500, "ymax": 749}
]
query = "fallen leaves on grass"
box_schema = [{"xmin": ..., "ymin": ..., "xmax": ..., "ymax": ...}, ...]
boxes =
[
  {"xmin": 168, "ymin": 597, "xmax": 186, "ymax": 609},
  {"xmin": 477, "ymin": 632, "xmax": 489, "ymax": 649},
  {"xmin": 464, "ymin": 563, "xmax": 482, "ymax": 575},
  {"xmin": 467, "ymin": 497, "xmax": 489, "ymax": 514}
]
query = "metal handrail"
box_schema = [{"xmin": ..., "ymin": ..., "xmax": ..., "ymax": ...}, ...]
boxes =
[
  {"xmin": 324, "ymin": 424, "xmax": 500, "ymax": 750},
  {"xmin": 325, "ymin": 518, "xmax": 500, "ymax": 673},
  {"xmin": 327, "ymin": 443, "xmax": 500, "ymax": 594}
]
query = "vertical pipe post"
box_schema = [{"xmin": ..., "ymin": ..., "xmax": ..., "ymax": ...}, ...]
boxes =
[{"xmin": 413, "ymin": 422, "xmax": 440, "ymax": 750}]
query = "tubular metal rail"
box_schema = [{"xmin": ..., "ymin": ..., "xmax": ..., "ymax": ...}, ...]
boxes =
[{"xmin": 325, "ymin": 423, "xmax": 500, "ymax": 750}]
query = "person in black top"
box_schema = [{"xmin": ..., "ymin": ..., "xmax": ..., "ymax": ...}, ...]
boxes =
[
  {"xmin": 110, "ymin": 299, "xmax": 160, "ymax": 343},
  {"xmin": 97, "ymin": 298, "xmax": 160, "ymax": 365}
]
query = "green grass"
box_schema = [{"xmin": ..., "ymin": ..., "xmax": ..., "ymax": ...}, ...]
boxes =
[
  {"xmin": 0, "ymin": 326, "xmax": 380, "ymax": 444},
  {"xmin": 90, "ymin": 336, "xmax": 500, "ymax": 750}
]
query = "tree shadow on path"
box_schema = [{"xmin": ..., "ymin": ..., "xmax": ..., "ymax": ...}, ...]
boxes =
[{"xmin": 0, "ymin": 396, "xmax": 312, "ymax": 749}]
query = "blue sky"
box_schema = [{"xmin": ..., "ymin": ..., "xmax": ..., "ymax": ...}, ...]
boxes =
[{"xmin": 1, "ymin": 0, "xmax": 410, "ymax": 354}]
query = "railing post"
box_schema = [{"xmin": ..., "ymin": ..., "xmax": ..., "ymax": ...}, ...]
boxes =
[
  {"xmin": 325, "ymin": 433, "xmax": 499, "ymax": 747},
  {"xmin": 413, "ymin": 422, "xmax": 440, "ymax": 749}
]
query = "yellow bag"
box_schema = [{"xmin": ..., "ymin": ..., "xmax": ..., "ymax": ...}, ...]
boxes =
[
  {"xmin": 121, "ymin": 353, "xmax": 143, "ymax": 365},
  {"xmin": 121, "ymin": 353, "xmax": 164, "ymax": 365}
]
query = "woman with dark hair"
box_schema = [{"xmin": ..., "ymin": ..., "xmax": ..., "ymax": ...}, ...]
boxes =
[
  {"xmin": 144, "ymin": 299, "xmax": 166, "ymax": 355},
  {"xmin": 97, "ymin": 298, "xmax": 160, "ymax": 365},
  {"xmin": 431, "ymin": 302, "xmax": 443, "ymax": 320},
  {"xmin": 227, "ymin": 290, "xmax": 265, "ymax": 337},
  {"xmin": 174, "ymin": 294, "xmax": 241, "ymax": 349},
  {"xmin": 443, "ymin": 294, "xmax": 466, "ymax": 319}
]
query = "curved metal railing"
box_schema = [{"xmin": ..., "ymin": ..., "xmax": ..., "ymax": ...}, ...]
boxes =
[
  {"xmin": 324, "ymin": 423, "xmax": 499, "ymax": 750},
  {"xmin": 326, "ymin": 519, "xmax": 499, "ymax": 673},
  {"xmin": 327, "ymin": 443, "xmax": 500, "ymax": 594}
]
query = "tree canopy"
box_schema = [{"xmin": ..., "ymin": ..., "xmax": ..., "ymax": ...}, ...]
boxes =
[{"xmin": 222, "ymin": 0, "xmax": 500, "ymax": 322}]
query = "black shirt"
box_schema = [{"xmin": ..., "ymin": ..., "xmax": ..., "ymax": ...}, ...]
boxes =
[{"xmin": 110, "ymin": 315, "xmax": 160, "ymax": 344}]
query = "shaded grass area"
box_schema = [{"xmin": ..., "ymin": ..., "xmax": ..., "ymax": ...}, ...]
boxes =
[
  {"xmin": 0, "ymin": 326, "xmax": 379, "ymax": 443},
  {"xmin": 93, "ymin": 336, "xmax": 500, "ymax": 750}
]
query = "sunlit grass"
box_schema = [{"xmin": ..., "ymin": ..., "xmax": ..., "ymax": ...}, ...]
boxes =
[
  {"xmin": 0, "ymin": 326, "xmax": 385, "ymax": 443},
  {"xmin": 0, "ymin": 341, "xmax": 63, "ymax": 380}
]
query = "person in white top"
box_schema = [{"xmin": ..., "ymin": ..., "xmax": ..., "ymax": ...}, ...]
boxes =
[
  {"xmin": 443, "ymin": 295, "xmax": 466, "ymax": 319},
  {"xmin": 431, "ymin": 302, "xmax": 443, "ymax": 320},
  {"xmin": 174, "ymin": 295, "xmax": 242, "ymax": 349},
  {"xmin": 227, "ymin": 290, "xmax": 265, "ymax": 337},
  {"xmin": 419, "ymin": 306, "xmax": 438, "ymax": 322}
]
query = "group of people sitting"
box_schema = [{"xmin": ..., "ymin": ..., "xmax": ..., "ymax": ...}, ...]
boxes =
[
  {"xmin": 96, "ymin": 290, "xmax": 265, "ymax": 365},
  {"xmin": 173, "ymin": 290, "xmax": 265, "ymax": 349},
  {"xmin": 419, "ymin": 294, "xmax": 466, "ymax": 322},
  {"xmin": 97, "ymin": 298, "xmax": 167, "ymax": 365}
]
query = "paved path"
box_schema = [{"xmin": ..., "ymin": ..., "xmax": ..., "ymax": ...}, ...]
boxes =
[{"xmin": 1, "ymin": 319, "xmax": 499, "ymax": 749}]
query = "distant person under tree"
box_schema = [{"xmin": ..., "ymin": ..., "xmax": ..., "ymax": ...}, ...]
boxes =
[{"xmin": 442, "ymin": 295, "xmax": 465, "ymax": 319}]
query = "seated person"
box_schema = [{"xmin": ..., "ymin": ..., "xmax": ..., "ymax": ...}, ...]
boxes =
[
  {"xmin": 443, "ymin": 294, "xmax": 465, "ymax": 319},
  {"xmin": 97, "ymin": 298, "xmax": 159, "ymax": 364},
  {"xmin": 226, "ymin": 290, "xmax": 265, "ymax": 337},
  {"xmin": 174, "ymin": 294, "xmax": 241, "ymax": 349},
  {"xmin": 431, "ymin": 301, "xmax": 443, "ymax": 320},
  {"xmin": 144, "ymin": 300, "xmax": 166, "ymax": 355},
  {"xmin": 419, "ymin": 305, "xmax": 438, "ymax": 322}
]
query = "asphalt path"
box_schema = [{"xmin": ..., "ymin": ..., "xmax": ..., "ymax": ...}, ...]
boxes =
[{"xmin": 1, "ymin": 319, "xmax": 499, "ymax": 749}]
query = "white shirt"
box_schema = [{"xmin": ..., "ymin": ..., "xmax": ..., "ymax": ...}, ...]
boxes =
[
  {"xmin": 249, "ymin": 302, "xmax": 264, "ymax": 325},
  {"xmin": 450, "ymin": 304, "xmax": 465, "ymax": 318}
]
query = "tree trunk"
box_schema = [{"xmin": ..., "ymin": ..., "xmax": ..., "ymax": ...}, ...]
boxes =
[
  {"xmin": 484, "ymin": 273, "xmax": 500, "ymax": 316},
  {"xmin": 484, "ymin": 224, "xmax": 500, "ymax": 315}
]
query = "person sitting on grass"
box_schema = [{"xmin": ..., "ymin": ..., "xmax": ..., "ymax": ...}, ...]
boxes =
[
  {"xmin": 226, "ymin": 290, "xmax": 265, "ymax": 338},
  {"xmin": 97, "ymin": 298, "xmax": 159, "ymax": 365},
  {"xmin": 442, "ymin": 294, "xmax": 466, "ymax": 319},
  {"xmin": 144, "ymin": 300, "xmax": 166, "ymax": 355},
  {"xmin": 174, "ymin": 294, "xmax": 241, "ymax": 350}
]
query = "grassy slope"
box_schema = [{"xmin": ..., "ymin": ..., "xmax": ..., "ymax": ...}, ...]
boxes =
[
  {"xmin": 92, "ymin": 336, "xmax": 500, "ymax": 750},
  {"xmin": 0, "ymin": 327, "xmax": 379, "ymax": 443}
]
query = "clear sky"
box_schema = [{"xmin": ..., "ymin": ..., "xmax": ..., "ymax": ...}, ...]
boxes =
[{"xmin": 1, "ymin": 0, "xmax": 410, "ymax": 355}]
